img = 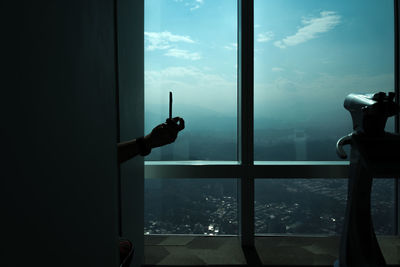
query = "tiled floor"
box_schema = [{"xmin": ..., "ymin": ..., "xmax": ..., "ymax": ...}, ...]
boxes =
[{"xmin": 144, "ymin": 235, "xmax": 400, "ymax": 266}]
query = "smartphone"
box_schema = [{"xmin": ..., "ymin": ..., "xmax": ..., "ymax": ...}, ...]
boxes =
[{"xmin": 169, "ymin": 91, "xmax": 173, "ymax": 120}]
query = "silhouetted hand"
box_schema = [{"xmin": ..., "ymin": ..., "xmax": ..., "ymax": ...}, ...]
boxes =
[{"xmin": 144, "ymin": 117, "xmax": 185, "ymax": 148}]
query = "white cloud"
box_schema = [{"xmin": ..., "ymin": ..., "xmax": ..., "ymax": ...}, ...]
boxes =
[
  {"xmin": 274, "ymin": 11, "xmax": 340, "ymax": 49},
  {"xmin": 165, "ymin": 49, "xmax": 201, "ymax": 60},
  {"xmin": 144, "ymin": 31, "xmax": 194, "ymax": 51},
  {"xmin": 147, "ymin": 67, "xmax": 208, "ymax": 79},
  {"xmin": 175, "ymin": 0, "xmax": 204, "ymax": 11},
  {"xmin": 272, "ymin": 67, "xmax": 284, "ymax": 72},
  {"xmin": 190, "ymin": 0, "xmax": 204, "ymax": 10},
  {"xmin": 145, "ymin": 66, "xmax": 236, "ymax": 114},
  {"xmin": 257, "ymin": 31, "xmax": 274, "ymax": 43},
  {"xmin": 224, "ymin": 43, "xmax": 237, "ymax": 50}
]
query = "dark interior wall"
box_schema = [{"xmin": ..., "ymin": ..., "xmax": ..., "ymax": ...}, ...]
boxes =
[
  {"xmin": 117, "ymin": 1, "xmax": 145, "ymax": 266},
  {"xmin": 2, "ymin": 1, "xmax": 119, "ymax": 266},
  {"xmin": 396, "ymin": 0, "xmax": 400, "ymax": 236}
]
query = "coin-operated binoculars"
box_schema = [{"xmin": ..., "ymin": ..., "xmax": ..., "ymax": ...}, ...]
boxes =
[{"xmin": 335, "ymin": 92, "xmax": 400, "ymax": 267}]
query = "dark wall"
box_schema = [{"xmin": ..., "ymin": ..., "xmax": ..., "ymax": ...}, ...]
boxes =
[
  {"xmin": 393, "ymin": 0, "xmax": 400, "ymax": 236},
  {"xmin": 2, "ymin": 1, "xmax": 120, "ymax": 266},
  {"xmin": 117, "ymin": 0, "xmax": 145, "ymax": 266}
]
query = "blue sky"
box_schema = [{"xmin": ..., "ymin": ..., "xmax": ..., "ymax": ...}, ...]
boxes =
[{"xmin": 144, "ymin": 0, "xmax": 394, "ymax": 131}]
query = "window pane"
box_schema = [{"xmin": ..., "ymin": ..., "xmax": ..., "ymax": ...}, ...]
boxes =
[
  {"xmin": 145, "ymin": 0, "xmax": 237, "ymax": 161},
  {"xmin": 255, "ymin": 179, "xmax": 394, "ymax": 235},
  {"xmin": 254, "ymin": 0, "xmax": 394, "ymax": 161},
  {"xmin": 145, "ymin": 179, "xmax": 238, "ymax": 235}
]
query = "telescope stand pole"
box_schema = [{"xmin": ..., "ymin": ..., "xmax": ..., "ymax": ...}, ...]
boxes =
[{"xmin": 338, "ymin": 147, "xmax": 386, "ymax": 267}]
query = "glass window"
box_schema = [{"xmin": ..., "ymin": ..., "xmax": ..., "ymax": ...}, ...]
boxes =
[
  {"xmin": 145, "ymin": 179, "xmax": 238, "ymax": 235},
  {"xmin": 254, "ymin": 0, "xmax": 394, "ymax": 161},
  {"xmin": 143, "ymin": 0, "xmax": 398, "ymax": 241},
  {"xmin": 145, "ymin": 0, "xmax": 237, "ymax": 161},
  {"xmin": 255, "ymin": 179, "xmax": 395, "ymax": 235},
  {"xmin": 255, "ymin": 179, "xmax": 347, "ymax": 235}
]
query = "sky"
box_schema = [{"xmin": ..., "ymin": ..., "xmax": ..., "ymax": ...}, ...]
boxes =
[{"xmin": 144, "ymin": 0, "xmax": 394, "ymax": 132}]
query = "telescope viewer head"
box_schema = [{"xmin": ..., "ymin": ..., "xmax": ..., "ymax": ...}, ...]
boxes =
[{"xmin": 344, "ymin": 92, "xmax": 398, "ymax": 136}]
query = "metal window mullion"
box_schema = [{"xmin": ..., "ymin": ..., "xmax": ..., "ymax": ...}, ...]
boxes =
[{"xmin": 238, "ymin": 0, "xmax": 254, "ymax": 247}]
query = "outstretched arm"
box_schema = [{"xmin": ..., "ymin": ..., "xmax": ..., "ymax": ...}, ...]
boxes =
[
  {"xmin": 117, "ymin": 138, "xmax": 144, "ymax": 164},
  {"xmin": 117, "ymin": 117, "xmax": 185, "ymax": 164}
]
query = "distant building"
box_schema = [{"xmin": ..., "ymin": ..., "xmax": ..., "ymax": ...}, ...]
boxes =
[{"xmin": 294, "ymin": 129, "xmax": 307, "ymax": 160}]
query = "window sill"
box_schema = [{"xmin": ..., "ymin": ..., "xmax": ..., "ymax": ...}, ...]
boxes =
[{"xmin": 144, "ymin": 235, "xmax": 400, "ymax": 266}]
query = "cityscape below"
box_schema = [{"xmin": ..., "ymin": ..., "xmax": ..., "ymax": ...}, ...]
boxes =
[
  {"xmin": 145, "ymin": 178, "xmax": 394, "ymax": 236},
  {"xmin": 144, "ymin": 128, "xmax": 395, "ymax": 236}
]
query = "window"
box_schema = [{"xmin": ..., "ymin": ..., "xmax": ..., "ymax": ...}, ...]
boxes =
[
  {"xmin": 144, "ymin": 0, "xmax": 399, "ymax": 243},
  {"xmin": 255, "ymin": 179, "xmax": 395, "ymax": 235},
  {"xmin": 145, "ymin": 179, "xmax": 238, "ymax": 235},
  {"xmin": 145, "ymin": 0, "xmax": 237, "ymax": 161},
  {"xmin": 254, "ymin": 0, "xmax": 395, "ymax": 161}
]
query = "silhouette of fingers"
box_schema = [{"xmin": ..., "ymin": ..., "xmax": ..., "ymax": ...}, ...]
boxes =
[
  {"xmin": 154, "ymin": 123, "xmax": 165, "ymax": 130},
  {"xmin": 170, "ymin": 117, "xmax": 185, "ymax": 131},
  {"xmin": 177, "ymin": 118, "xmax": 185, "ymax": 131},
  {"xmin": 171, "ymin": 117, "xmax": 180, "ymax": 123}
]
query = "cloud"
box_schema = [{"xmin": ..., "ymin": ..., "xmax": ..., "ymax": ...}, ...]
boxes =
[
  {"xmin": 274, "ymin": 11, "xmax": 340, "ymax": 49},
  {"xmin": 224, "ymin": 43, "xmax": 237, "ymax": 50},
  {"xmin": 147, "ymin": 66, "xmax": 209, "ymax": 79},
  {"xmin": 257, "ymin": 31, "xmax": 274, "ymax": 43},
  {"xmin": 191, "ymin": 0, "xmax": 204, "ymax": 11},
  {"xmin": 145, "ymin": 31, "xmax": 200, "ymax": 61},
  {"xmin": 272, "ymin": 67, "xmax": 284, "ymax": 72},
  {"xmin": 144, "ymin": 31, "xmax": 194, "ymax": 51},
  {"xmin": 175, "ymin": 0, "xmax": 204, "ymax": 11},
  {"xmin": 145, "ymin": 66, "xmax": 233, "ymax": 92},
  {"xmin": 145, "ymin": 66, "xmax": 236, "ymax": 114},
  {"xmin": 165, "ymin": 48, "xmax": 201, "ymax": 60}
]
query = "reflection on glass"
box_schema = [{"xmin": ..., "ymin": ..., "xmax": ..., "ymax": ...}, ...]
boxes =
[
  {"xmin": 254, "ymin": 0, "xmax": 394, "ymax": 161},
  {"xmin": 145, "ymin": 0, "xmax": 237, "ymax": 161},
  {"xmin": 145, "ymin": 179, "xmax": 238, "ymax": 235},
  {"xmin": 255, "ymin": 179, "xmax": 394, "ymax": 235}
]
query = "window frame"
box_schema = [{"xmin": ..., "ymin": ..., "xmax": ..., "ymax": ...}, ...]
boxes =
[{"xmin": 144, "ymin": 0, "xmax": 400, "ymax": 244}]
